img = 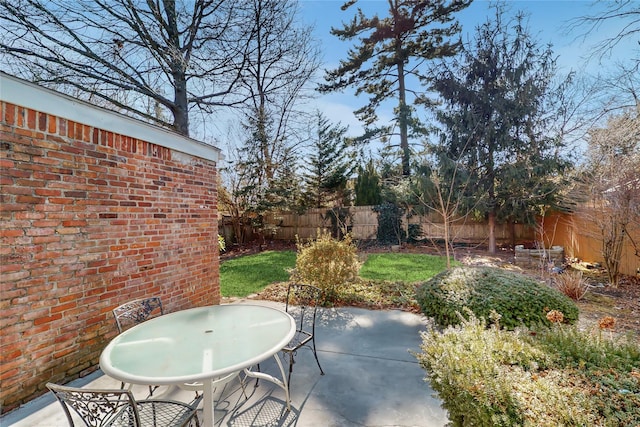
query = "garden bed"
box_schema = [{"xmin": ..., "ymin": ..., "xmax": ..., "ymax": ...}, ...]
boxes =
[{"xmin": 223, "ymin": 241, "xmax": 639, "ymax": 337}]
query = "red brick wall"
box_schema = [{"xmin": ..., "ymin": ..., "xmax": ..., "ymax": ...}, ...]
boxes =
[{"xmin": 0, "ymin": 101, "xmax": 220, "ymax": 412}]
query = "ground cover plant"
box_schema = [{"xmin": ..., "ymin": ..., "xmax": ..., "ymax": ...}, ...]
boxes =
[
  {"xmin": 416, "ymin": 266, "xmax": 579, "ymax": 329},
  {"xmin": 416, "ymin": 312, "xmax": 640, "ymax": 426}
]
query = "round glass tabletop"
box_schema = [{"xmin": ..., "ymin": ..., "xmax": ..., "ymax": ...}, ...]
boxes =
[{"xmin": 100, "ymin": 304, "xmax": 295, "ymax": 385}]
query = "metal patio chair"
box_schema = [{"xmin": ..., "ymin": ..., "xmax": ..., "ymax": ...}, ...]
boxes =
[
  {"xmin": 46, "ymin": 382, "xmax": 202, "ymax": 427},
  {"xmin": 112, "ymin": 297, "xmax": 164, "ymax": 397},
  {"xmin": 113, "ymin": 297, "xmax": 164, "ymax": 333},
  {"xmin": 251, "ymin": 283, "xmax": 325, "ymax": 390},
  {"xmin": 282, "ymin": 283, "xmax": 325, "ymax": 384}
]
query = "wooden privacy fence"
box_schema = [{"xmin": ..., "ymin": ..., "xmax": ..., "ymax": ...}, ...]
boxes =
[
  {"xmin": 220, "ymin": 206, "xmax": 535, "ymax": 245},
  {"xmin": 542, "ymin": 210, "xmax": 639, "ymax": 277},
  {"xmin": 219, "ymin": 205, "xmax": 639, "ymax": 277}
]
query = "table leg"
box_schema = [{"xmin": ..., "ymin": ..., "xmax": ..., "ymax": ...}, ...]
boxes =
[
  {"xmin": 272, "ymin": 352, "xmax": 290, "ymax": 410},
  {"xmin": 202, "ymin": 379, "xmax": 214, "ymax": 427},
  {"xmin": 244, "ymin": 353, "xmax": 291, "ymax": 411}
]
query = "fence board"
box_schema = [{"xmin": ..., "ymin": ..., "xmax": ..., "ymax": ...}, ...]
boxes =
[
  {"xmin": 219, "ymin": 205, "xmax": 638, "ymax": 277},
  {"xmin": 220, "ymin": 206, "xmax": 536, "ymax": 245},
  {"xmin": 543, "ymin": 210, "xmax": 639, "ymax": 277}
]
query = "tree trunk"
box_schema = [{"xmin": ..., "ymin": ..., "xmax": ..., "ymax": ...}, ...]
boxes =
[
  {"xmin": 397, "ymin": 55, "xmax": 410, "ymax": 176},
  {"xmin": 444, "ymin": 214, "xmax": 452, "ymax": 269},
  {"xmin": 172, "ymin": 76, "xmax": 190, "ymax": 137},
  {"xmin": 488, "ymin": 210, "xmax": 497, "ymax": 253}
]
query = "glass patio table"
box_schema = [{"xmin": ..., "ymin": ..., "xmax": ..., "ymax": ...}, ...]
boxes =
[{"xmin": 100, "ymin": 304, "xmax": 296, "ymax": 427}]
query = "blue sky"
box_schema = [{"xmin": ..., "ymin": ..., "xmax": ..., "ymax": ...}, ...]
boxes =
[{"xmin": 297, "ymin": 0, "xmax": 634, "ymax": 140}]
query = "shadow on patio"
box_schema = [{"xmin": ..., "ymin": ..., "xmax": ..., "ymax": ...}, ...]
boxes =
[{"xmin": 2, "ymin": 301, "xmax": 448, "ymax": 427}]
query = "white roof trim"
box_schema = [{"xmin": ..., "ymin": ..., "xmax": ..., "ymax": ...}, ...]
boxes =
[{"xmin": 0, "ymin": 72, "xmax": 220, "ymax": 163}]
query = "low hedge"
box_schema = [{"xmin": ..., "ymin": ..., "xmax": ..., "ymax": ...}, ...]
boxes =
[{"xmin": 416, "ymin": 266, "xmax": 579, "ymax": 329}]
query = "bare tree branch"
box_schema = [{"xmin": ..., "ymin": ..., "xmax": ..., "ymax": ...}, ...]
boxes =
[
  {"xmin": 0, "ymin": 0, "xmax": 252, "ymax": 137},
  {"xmin": 568, "ymin": 0, "xmax": 640, "ymax": 63}
]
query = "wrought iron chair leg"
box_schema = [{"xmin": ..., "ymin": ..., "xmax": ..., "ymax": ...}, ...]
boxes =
[
  {"xmin": 287, "ymin": 351, "xmax": 295, "ymax": 385},
  {"xmin": 311, "ymin": 336, "xmax": 324, "ymax": 375}
]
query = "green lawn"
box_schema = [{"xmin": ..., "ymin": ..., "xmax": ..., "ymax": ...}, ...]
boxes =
[
  {"xmin": 359, "ymin": 252, "xmax": 457, "ymax": 283},
  {"xmin": 220, "ymin": 250, "xmax": 296, "ymax": 297},
  {"xmin": 220, "ymin": 250, "xmax": 453, "ymax": 298}
]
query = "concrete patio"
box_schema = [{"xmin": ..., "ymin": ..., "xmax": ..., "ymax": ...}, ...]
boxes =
[{"xmin": 2, "ymin": 301, "xmax": 449, "ymax": 427}]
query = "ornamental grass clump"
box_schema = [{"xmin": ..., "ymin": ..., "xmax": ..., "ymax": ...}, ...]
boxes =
[
  {"xmin": 292, "ymin": 229, "xmax": 361, "ymax": 303},
  {"xmin": 553, "ymin": 269, "xmax": 589, "ymax": 301}
]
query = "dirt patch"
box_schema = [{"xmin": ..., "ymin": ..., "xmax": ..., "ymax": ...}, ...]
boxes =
[{"xmin": 575, "ymin": 275, "xmax": 640, "ymax": 336}]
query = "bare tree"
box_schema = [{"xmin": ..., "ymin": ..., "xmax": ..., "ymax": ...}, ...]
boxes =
[
  {"xmin": 411, "ymin": 135, "xmax": 481, "ymax": 269},
  {"xmin": 218, "ymin": 148, "xmax": 253, "ymax": 245},
  {"xmin": 569, "ymin": 0, "xmax": 640, "ymax": 65},
  {"xmin": 235, "ymin": 0, "xmax": 320, "ymax": 183},
  {"xmin": 581, "ymin": 110, "xmax": 640, "ymax": 286},
  {"xmin": 0, "ymin": 0, "xmax": 251, "ymax": 137},
  {"xmin": 230, "ymin": 0, "xmax": 319, "ymax": 207},
  {"xmin": 220, "ymin": 0, "xmax": 320, "ymax": 243}
]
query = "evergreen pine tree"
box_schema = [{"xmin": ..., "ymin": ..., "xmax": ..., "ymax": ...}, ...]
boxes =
[
  {"xmin": 302, "ymin": 112, "xmax": 354, "ymax": 208},
  {"xmin": 354, "ymin": 159, "xmax": 382, "ymax": 206},
  {"xmin": 319, "ymin": 0, "xmax": 472, "ymax": 176},
  {"xmin": 432, "ymin": 5, "xmax": 571, "ymax": 252}
]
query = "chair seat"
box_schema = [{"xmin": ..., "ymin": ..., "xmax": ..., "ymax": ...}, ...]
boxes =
[
  {"xmin": 283, "ymin": 283, "xmax": 324, "ymax": 383},
  {"xmin": 283, "ymin": 330, "xmax": 313, "ymax": 352},
  {"xmin": 135, "ymin": 399, "xmax": 201, "ymax": 427},
  {"xmin": 251, "ymin": 284, "xmax": 324, "ymax": 398},
  {"xmin": 46, "ymin": 382, "xmax": 201, "ymax": 427}
]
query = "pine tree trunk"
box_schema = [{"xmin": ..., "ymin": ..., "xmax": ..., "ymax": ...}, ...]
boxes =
[
  {"xmin": 397, "ymin": 55, "xmax": 410, "ymax": 176},
  {"xmin": 488, "ymin": 210, "xmax": 497, "ymax": 253}
]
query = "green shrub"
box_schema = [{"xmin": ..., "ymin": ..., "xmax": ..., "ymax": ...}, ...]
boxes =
[
  {"xmin": 530, "ymin": 324, "xmax": 640, "ymax": 425},
  {"xmin": 416, "ymin": 313, "xmax": 640, "ymax": 426},
  {"xmin": 292, "ymin": 230, "xmax": 361, "ymax": 302},
  {"xmin": 416, "ymin": 266, "xmax": 579, "ymax": 329},
  {"xmin": 373, "ymin": 202, "xmax": 405, "ymax": 244}
]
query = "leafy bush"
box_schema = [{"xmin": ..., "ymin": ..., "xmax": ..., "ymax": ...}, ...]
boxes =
[
  {"xmin": 292, "ymin": 230, "xmax": 361, "ymax": 302},
  {"xmin": 553, "ymin": 269, "xmax": 589, "ymax": 301},
  {"xmin": 416, "ymin": 266, "xmax": 579, "ymax": 329},
  {"xmin": 416, "ymin": 312, "xmax": 640, "ymax": 426},
  {"xmin": 407, "ymin": 223, "xmax": 422, "ymax": 243}
]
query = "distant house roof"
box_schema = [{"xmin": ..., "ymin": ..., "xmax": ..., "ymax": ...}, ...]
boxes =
[{"xmin": 0, "ymin": 71, "xmax": 221, "ymax": 163}]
